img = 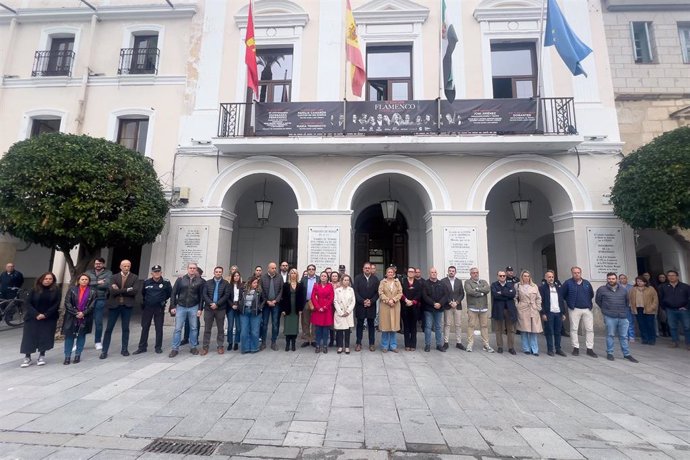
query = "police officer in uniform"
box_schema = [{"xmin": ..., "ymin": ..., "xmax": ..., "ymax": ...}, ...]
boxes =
[{"xmin": 134, "ymin": 265, "xmax": 172, "ymax": 354}]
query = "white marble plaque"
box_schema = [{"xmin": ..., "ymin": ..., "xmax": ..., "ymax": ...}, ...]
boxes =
[
  {"xmin": 443, "ymin": 227, "xmax": 478, "ymax": 278},
  {"xmin": 175, "ymin": 225, "xmax": 209, "ymax": 275},
  {"xmin": 587, "ymin": 227, "xmax": 625, "ymax": 280},
  {"xmin": 308, "ymin": 226, "xmax": 340, "ymax": 269}
]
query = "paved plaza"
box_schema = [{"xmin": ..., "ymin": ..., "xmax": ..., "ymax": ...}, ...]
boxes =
[{"xmin": 1, "ymin": 321, "xmax": 689, "ymax": 460}]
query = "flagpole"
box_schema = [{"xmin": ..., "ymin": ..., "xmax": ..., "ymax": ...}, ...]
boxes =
[
  {"xmin": 439, "ymin": 0, "xmax": 444, "ymax": 101},
  {"xmin": 343, "ymin": 0, "xmax": 348, "ymax": 102},
  {"xmin": 535, "ymin": 0, "xmax": 547, "ymax": 133}
]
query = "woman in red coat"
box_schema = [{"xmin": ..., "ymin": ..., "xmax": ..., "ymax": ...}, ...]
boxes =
[{"xmin": 311, "ymin": 271, "xmax": 334, "ymax": 354}]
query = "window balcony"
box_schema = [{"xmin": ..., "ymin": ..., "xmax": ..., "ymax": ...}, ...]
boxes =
[
  {"xmin": 214, "ymin": 97, "xmax": 582, "ymax": 155},
  {"xmin": 118, "ymin": 48, "xmax": 160, "ymax": 75},
  {"xmin": 32, "ymin": 50, "xmax": 75, "ymax": 77}
]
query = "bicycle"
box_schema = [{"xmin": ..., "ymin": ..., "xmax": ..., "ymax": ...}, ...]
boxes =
[{"xmin": 0, "ymin": 288, "xmax": 27, "ymax": 327}]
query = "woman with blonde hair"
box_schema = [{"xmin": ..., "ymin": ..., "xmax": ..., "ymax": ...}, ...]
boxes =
[
  {"xmin": 516, "ymin": 270, "xmax": 542, "ymax": 356},
  {"xmin": 378, "ymin": 267, "xmax": 403, "ymax": 352},
  {"xmin": 280, "ymin": 268, "xmax": 305, "ymax": 351}
]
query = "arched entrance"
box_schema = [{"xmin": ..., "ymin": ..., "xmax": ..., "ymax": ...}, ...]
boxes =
[
  {"xmin": 224, "ymin": 174, "xmax": 299, "ymax": 274},
  {"xmin": 350, "ymin": 173, "xmax": 429, "ymax": 274},
  {"xmin": 354, "ymin": 204, "xmax": 408, "ymax": 273},
  {"xmin": 485, "ymin": 173, "xmax": 572, "ymax": 280}
]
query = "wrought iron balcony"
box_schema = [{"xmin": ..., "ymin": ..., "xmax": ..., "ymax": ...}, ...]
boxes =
[
  {"xmin": 217, "ymin": 97, "xmax": 577, "ymax": 138},
  {"xmin": 32, "ymin": 50, "xmax": 75, "ymax": 77},
  {"xmin": 118, "ymin": 48, "xmax": 160, "ymax": 75}
]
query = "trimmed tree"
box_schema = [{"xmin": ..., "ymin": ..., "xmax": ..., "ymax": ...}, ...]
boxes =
[
  {"xmin": 0, "ymin": 133, "xmax": 169, "ymax": 281},
  {"xmin": 611, "ymin": 126, "xmax": 690, "ymax": 231}
]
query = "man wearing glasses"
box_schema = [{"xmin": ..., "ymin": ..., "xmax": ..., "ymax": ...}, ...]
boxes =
[{"xmin": 490, "ymin": 270, "xmax": 517, "ymax": 354}]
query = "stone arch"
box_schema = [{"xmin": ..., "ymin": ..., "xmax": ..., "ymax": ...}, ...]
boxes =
[
  {"xmin": 332, "ymin": 155, "xmax": 451, "ymax": 211},
  {"xmin": 203, "ymin": 156, "xmax": 317, "ymax": 209},
  {"xmin": 467, "ymin": 155, "xmax": 592, "ymax": 214}
]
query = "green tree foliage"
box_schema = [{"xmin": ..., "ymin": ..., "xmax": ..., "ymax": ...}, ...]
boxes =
[
  {"xmin": 0, "ymin": 133, "xmax": 168, "ymax": 279},
  {"xmin": 611, "ymin": 126, "xmax": 690, "ymax": 231}
]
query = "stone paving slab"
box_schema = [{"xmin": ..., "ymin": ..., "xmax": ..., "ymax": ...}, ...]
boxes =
[{"xmin": 1, "ymin": 324, "xmax": 690, "ymax": 459}]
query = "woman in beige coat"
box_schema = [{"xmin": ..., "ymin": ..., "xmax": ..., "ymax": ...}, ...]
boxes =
[
  {"xmin": 629, "ymin": 276, "xmax": 658, "ymax": 345},
  {"xmin": 378, "ymin": 267, "xmax": 402, "ymax": 352},
  {"xmin": 334, "ymin": 275, "xmax": 356, "ymax": 354},
  {"xmin": 516, "ymin": 270, "xmax": 542, "ymax": 356}
]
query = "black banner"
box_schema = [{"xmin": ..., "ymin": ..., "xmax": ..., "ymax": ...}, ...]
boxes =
[
  {"xmin": 255, "ymin": 102, "xmax": 344, "ymax": 136},
  {"xmin": 440, "ymin": 99, "xmax": 537, "ymax": 134},
  {"xmin": 346, "ymin": 101, "xmax": 438, "ymax": 134}
]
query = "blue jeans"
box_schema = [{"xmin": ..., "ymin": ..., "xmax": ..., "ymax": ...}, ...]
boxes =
[
  {"xmin": 636, "ymin": 310, "xmax": 656, "ymax": 344},
  {"xmin": 381, "ymin": 331, "xmax": 398, "ymax": 350},
  {"xmin": 261, "ymin": 306, "xmax": 280, "ymax": 343},
  {"xmin": 424, "ymin": 310, "xmax": 444, "ymax": 346},
  {"xmin": 315, "ymin": 326, "xmax": 330, "ymax": 348},
  {"xmin": 604, "ymin": 315, "xmax": 630, "ymax": 356},
  {"xmin": 172, "ymin": 305, "xmax": 199, "ymax": 350},
  {"xmin": 543, "ymin": 311, "xmax": 563, "ymax": 352},
  {"xmin": 521, "ymin": 332, "xmax": 539, "ymax": 353},
  {"xmin": 64, "ymin": 332, "xmax": 86, "ymax": 357},
  {"xmin": 666, "ymin": 309, "xmax": 690, "ymax": 345},
  {"xmin": 240, "ymin": 312, "xmax": 261, "ymax": 353},
  {"xmin": 627, "ymin": 309, "xmax": 636, "ymax": 339},
  {"xmin": 93, "ymin": 298, "xmax": 106, "ymax": 343},
  {"xmin": 227, "ymin": 307, "xmax": 242, "ymax": 345},
  {"xmin": 102, "ymin": 306, "xmax": 132, "ymax": 354}
]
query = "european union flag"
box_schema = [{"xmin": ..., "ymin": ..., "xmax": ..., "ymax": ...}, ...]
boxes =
[{"xmin": 544, "ymin": 0, "xmax": 592, "ymax": 77}]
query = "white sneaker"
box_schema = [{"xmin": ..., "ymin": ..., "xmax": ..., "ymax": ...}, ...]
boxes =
[
  {"xmin": 37, "ymin": 356, "xmax": 46, "ymax": 366},
  {"xmin": 95, "ymin": 343, "xmax": 103, "ymax": 350},
  {"xmin": 484, "ymin": 345, "xmax": 495, "ymax": 353},
  {"xmin": 466, "ymin": 345, "xmax": 473, "ymax": 352},
  {"xmin": 20, "ymin": 357, "xmax": 31, "ymax": 368}
]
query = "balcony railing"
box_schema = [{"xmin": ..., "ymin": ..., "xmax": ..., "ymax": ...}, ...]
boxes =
[
  {"xmin": 118, "ymin": 48, "xmax": 160, "ymax": 75},
  {"xmin": 32, "ymin": 50, "xmax": 75, "ymax": 77},
  {"xmin": 218, "ymin": 97, "xmax": 577, "ymax": 138}
]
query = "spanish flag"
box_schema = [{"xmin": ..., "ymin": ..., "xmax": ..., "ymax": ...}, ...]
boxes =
[
  {"xmin": 346, "ymin": 0, "xmax": 366, "ymax": 97},
  {"xmin": 245, "ymin": 1, "xmax": 259, "ymax": 99}
]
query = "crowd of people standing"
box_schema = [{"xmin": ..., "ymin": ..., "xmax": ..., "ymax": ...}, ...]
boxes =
[{"xmin": 8, "ymin": 258, "xmax": 690, "ymax": 367}]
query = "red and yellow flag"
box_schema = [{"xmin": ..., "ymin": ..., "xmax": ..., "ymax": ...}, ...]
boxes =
[
  {"xmin": 346, "ymin": 0, "xmax": 365, "ymax": 97},
  {"xmin": 245, "ymin": 1, "xmax": 259, "ymax": 98}
]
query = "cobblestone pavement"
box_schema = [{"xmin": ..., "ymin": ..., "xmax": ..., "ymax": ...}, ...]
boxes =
[{"xmin": 1, "ymin": 321, "xmax": 689, "ymax": 460}]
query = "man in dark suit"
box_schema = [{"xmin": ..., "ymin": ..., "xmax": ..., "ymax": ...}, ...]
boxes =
[
  {"xmin": 201, "ymin": 266, "xmax": 231, "ymax": 355},
  {"xmin": 101, "ymin": 259, "xmax": 139, "ymax": 359},
  {"xmin": 441, "ymin": 266, "xmax": 465, "ymax": 350},
  {"xmin": 422, "ymin": 267, "xmax": 448, "ymax": 352},
  {"xmin": 353, "ymin": 262, "xmax": 379, "ymax": 352},
  {"xmin": 300, "ymin": 264, "xmax": 317, "ymax": 347}
]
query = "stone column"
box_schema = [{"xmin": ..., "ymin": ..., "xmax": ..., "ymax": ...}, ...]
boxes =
[
  {"xmin": 165, "ymin": 207, "xmax": 236, "ymax": 277},
  {"xmin": 296, "ymin": 210, "xmax": 353, "ymax": 272}
]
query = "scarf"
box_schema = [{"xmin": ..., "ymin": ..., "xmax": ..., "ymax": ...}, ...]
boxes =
[{"xmin": 76, "ymin": 286, "xmax": 90, "ymax": 328}]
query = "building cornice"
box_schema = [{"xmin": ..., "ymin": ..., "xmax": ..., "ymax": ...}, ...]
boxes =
[
  {"xmin": 353, "ymin": 0, "xmax": 429, "ymax": 25},
  {"xmin": 0, "ymin": 4, "xmax": 197, "ymax": 24},
  {"xmin": 295, "ymin": 210, "xmax": 353, "ymax": 216},
  {"xmin": 424, "ymin": 211, "xmax": 490, "ymax": 223},
  {"xmin": 550, "ymin": 211, "xmax": 618, "ymax": 223},
  {"xmin": 169, "ymin": 207, "xmax": 237, "ymax": 221},
  {"xmin": 1, "ymin": 75, "xmax": 186, "ymax": 88},
  {"xmin": 473, "ymin": 7, "xmax": 543, "ymax": 22}
]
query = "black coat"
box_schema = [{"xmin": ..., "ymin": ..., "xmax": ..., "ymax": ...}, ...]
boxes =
[
  {"xmin": 422, "ymin": 279, "xmax": 449, "ymax": 312},
  {"xmin": 490, "ymin": 281, "xmax": 517, "ymax": 322},
  {"xmin": 61, "ymin": 286, "xmax": 97, "ymax": 336},
  {"xmin": 279, "ymin": 282, "xmax": 306, "ymax": 316},
  {"xmin": 353, "ymin": 273, "xmax": 380, "ymax": 319},
  {"xmin": 108, "ymin": 272, "xmax": 139, "ymax": 308},
  {"xmin": 441, "ymin": 277, "xmax": 465, "ymax": 310},
  {"xmin": 203, "ymin": 277, "xmax": 231, "ymax": 310},
  {"xmin": 20, "ymin": 287, "xmax": 61, "ymax": 354},
  {"xmin": 401, "ymin": 278, "xmax": 422, "ymax": 306},
  {"xmin": 538, "ymin": 282, "xmax": 566, "ymax": 315}
]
